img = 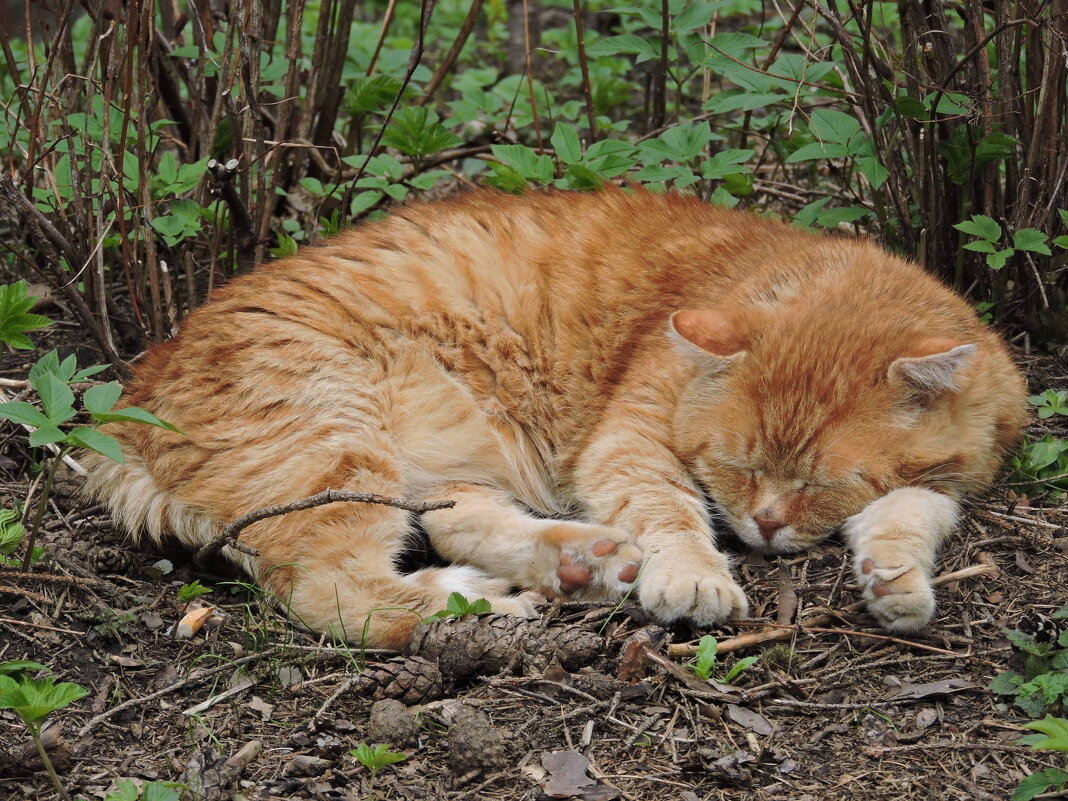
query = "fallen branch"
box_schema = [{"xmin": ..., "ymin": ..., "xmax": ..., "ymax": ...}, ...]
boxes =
[
  {"xmin": 667, "ymin": 561, "xmax": 1000, "ymax": 658},
  {"xmin": 730, "ymin": 621, "xmax": 959, "ymax": 656},
  {"xmin": 79, "ymin": 649, "xmax": 277, "ymax": 737},
  {"xmin": 193, "ymin": 489, "xmax": 456, "ymax": 567}
]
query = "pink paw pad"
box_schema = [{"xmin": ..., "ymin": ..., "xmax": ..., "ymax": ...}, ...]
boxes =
[
  {"xmin": 555, "ymin": 540, "xmax": 641, "ymax": 595},
  {"xmin": 557, "ymin": 553, "xmax": 592, "ymax": 594}
]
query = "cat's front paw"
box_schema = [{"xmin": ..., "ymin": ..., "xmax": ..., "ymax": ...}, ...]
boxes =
[
  {"xmin": 853, "ymin": 550, "xmax": 934, "ymax": 632},
  {"xmin": 638, "ymin": 548, "xmax": 748, "ymax": 626}
]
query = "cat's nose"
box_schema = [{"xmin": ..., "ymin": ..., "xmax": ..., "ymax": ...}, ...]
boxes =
[{"xmin": 753, "ymin": 511, "xmax": 786, "ymax": 541}]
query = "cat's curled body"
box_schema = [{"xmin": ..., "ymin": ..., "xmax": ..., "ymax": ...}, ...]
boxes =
[{"xmin": 85, "ymin": 190, "xmax": 1026, "ymax": 647}]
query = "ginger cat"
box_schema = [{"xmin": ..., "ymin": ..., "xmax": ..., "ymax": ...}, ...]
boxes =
[{"xmin": 84, "ymin": 190, "xmax": 1027, "ymax": 648}]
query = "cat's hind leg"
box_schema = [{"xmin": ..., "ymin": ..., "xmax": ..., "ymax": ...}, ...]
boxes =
[
  {"xmin": 422, "ymin": 483, "xmax": 643, "ymax": 601},
  {"xmin": 222, "ymin": 442, "xmax": 535, "ymax": 649}
]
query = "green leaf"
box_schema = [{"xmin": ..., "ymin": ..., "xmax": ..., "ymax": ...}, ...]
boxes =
[
  {"xmin": 0, "ymin": 401, "xmax": 51, "ymax": 428},
  {"xmin": 639, "ymin": 121, "xmax": 713, "ymax": 164},
  {"xmin": 490, "ymin": 145, "xmax": 554, "ymax": 183},
  {"xmin": 382, "ymin": 107, "xmax": 461, "ymax": 159},
  {"xmin": 974, "ymin": 133, "xmax": 1019, "ymax": 169},
  {"xmin": 0, "ymin": 512, "xmax": 24, "ymax": 556},
  {"xmin": 0, "ymin": 281, "xmax": 52, "ymax": 349},
  {"xmin": 1012, "ymin": 768, "xmax": 1068, "ymax": 801},
  {"xmin": 963, "ymin": 240, "xmax": 997, "ymax": 253},
  {"xmin": 953, "ymin": 215, "xmax": 1001, "ymax": 242},
  {"xmin": 71, "ymin": 364, "xmax": 110, "ymax": 382},
  {"xmin": 483, "ymin": 163, "xmax": 530, "ymax": 193},
  {"xmin": 709, "ymin": 186, "xmax": 739, "ymax": 208},
  {"xmin": 345, "ymin": 74, "xmax": 406, "ymax": 114},
  {"xmin": 142, "ymin": 782, "xmax": 183, "ymax": 801},
  {"xmin": 856, "ymin": 156, "xmax": 889, "ymax": 189},
  {"xmin": 701, "ymin": 148, "xmax": 754, "ymax": 179},
  {"xmin": 178, "ymin": 580, "xmax": 213, "ymax": 604},
  {"xmin": 989, "ymin": 670, "xmax": 1024, "ymax": 694},
  {"xmin": 693, "ymin": 635, "xmax": 717, "ymax": 680},
  {"xmin": 0, "ymin": 674, "xmax": 88, "ymax": 724},
  {"xmin": 91, "ymin": 406, "xmax": 180, "ymax": 431},
  {"xmin": 28, "ymin": 426, "xmax": 67, "ymax": 447},
  {"xmin": 467, "ymin": 598, "xmax": 492, "ymax": 614},
  {"xmin": 986, "ymin": 248, "xmax": 1013, "ymax": 270},
  {"xmin": 1005, "ymin": 629, "xmax": 1041, "ymax": 652},
  {"xmin": 1012, "ymin": 229, "xmax": 1052, "ymax": 255},
  {"xmin": 586, "ymin": 34, "xmax": 660, "ymax": 62},
  {"xmin": 560, "ymin": 163, "xmax": 605, "ymax": 190},
  {"xmin": 1021, "ymin": 715, "xmax": 1068, "ymax": 751},
  {"xmin": 582, "ymin": 139, "xmax": 638, "ymax": 177},
  {"xmin": 895, "ymin": 95, "xmax": 929, "ymax": 120},
  {"xmin": 809, "ymin": 109, "xmax": 861, "ymax": 145},
  {"xmin": 722, "ymin": 655, "xmax": 758, "ymax": 683},
  {"xmin": 551, "ymin": 123, "xmax": 582, "ymax": 164},
  {"xmin": 33, "ymin": 371, "xmax": 76, "ymax": 424},
  {"xmin": 786, "ymin": 142, "xmax": 849, "ymax": 163},
  {"xmin": 68, "ymin": 428, "xmax": 125, "ymax": 462},
  {"xmin": 83, "ymin": 382, "xmax": 122, "ymax": 414},
  {"xmin": 0, "ymin": 661, "xmax": 47, "ymax": 679}
]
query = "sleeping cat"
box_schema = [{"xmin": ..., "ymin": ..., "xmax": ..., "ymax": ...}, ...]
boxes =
[{"xmin": 83, "ymin": 189, "xmax": 1027, "ymax": 648}]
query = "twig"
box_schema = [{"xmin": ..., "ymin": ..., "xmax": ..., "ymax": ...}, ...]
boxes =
[
  {"xmin": 974, "ymin": 508, "xmax": 1063, "ymax": 531},
  {"xmin": 732, "ymin": 621, "xmax": 960, "ymax": 656},
  {"xmin": 998, "ymin": 471, "xmax": 1068, "ymax": 488},
  {"xmin": 79, "ymin": 649, "xmax": 277, "ymax": 737},
  {"xmin": 207, "ymin": 158, "xmax": 257, "ymax": 255},
  {"xmin": 416, "ymin": 0, "xmax": 485, "ymax": 106},
  {"xmin": 340, "ymin": 0, "xmax": 434, "ymax": 213},
  {"xmin": 365, "ymin": 0, "xmax": 399, "ymax": 77},
  {"xmin": 666, "ymin": 561, "xmax": 999, "ymax": 657},
  {"xmin": 653, "ymin": 0, "xmax": 668, "ymax": 129},
  {"xmin": 571, "ymin": 0, "xmax": 597, "ymax": 140},
  {"xmin": 193, "ymin": 490, "xmax": 456, "ymax": 567},
  {"xmin": 310, "ymin": 676, "xmax": 356, "ymax": 727},
  {"xmin": 521, "ymin": 0, "xmax": 544, "ymax": 151},
  {"xmin": 0, "ymin": 571, "xmax": 106, "ymax": 587},
  {"xmin": 183, "ymin": 674, "xmax": 254, "ymax": 715}
]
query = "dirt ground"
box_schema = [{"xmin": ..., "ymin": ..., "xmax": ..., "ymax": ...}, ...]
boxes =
[{"xmin": 0, "ymin": 338, "xmax": 1065, "ymax": 801}]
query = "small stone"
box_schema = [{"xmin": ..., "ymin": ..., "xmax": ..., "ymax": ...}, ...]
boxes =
[
  {"xmin": 282, "ymin": 755, "xmax": 332, "ymax": 777},
  {"xmin": 367, "ymin": 699, "xmax": 419, "ymax": 748}
]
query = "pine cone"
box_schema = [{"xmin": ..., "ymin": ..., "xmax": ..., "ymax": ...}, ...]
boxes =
[
  {"xmin": 406, "ymin": 615, "xmax": 605, "ymax": 679},
  {"xmin": 352, "ymin": 656, "xmax": 444, "ymax": 704},
  {"xmin": 447, "ymin": 704, "xmax": 508, "ymax": 778},
  {"xmin": 90, "ymin": 545, "xmax": 133, "ymax": 575},
  {"xmin": 406, "ymin": 614, "xmax": 530, "ymax": 679},
  {"xmin": 528, "ymin": 624, "xmax": 603, "ymax": 672}
]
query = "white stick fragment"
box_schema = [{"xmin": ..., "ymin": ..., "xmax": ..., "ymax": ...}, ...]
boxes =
[{"xmin": 176, "ymin": 605, "xmax": 215, "ymax": 638}]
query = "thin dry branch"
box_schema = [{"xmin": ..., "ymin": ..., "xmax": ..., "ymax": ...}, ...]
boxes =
[
  {"xmin": 666, "ymin": 560, "xmax": 1000, "ymax": 657},
  {"xmin": 193, "ymin": 489, "xmax": 456, "ymax": 567},
  {"xmin": 78, "ymin": 650, "xmax": 278, "ymax": 738},
  {"xmin": 416, "ymin": 0, "xmax": 485, "ymax": 106}
]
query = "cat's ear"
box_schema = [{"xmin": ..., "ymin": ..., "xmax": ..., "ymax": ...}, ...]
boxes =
[
  {"xmin": 889, "ymin": 338, "xmax": 976, "ymax": 400},
  {"xmin": 668, "ymin": 307, "xmax": 756, "ymax": 367}
]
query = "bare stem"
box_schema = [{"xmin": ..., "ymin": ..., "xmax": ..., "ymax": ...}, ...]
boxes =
[
  {"xmin": 194, "ymin": 489, "xmax": 456, "ymax": 567},
  {"xmin": 30, "ymin": 722, "xmax": 70, "ymax": 801}
]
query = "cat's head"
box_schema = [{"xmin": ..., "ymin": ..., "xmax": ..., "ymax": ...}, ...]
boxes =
[{"xmin": 669, "ymin": 304, "xmax": 993, "ymax": 553}]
